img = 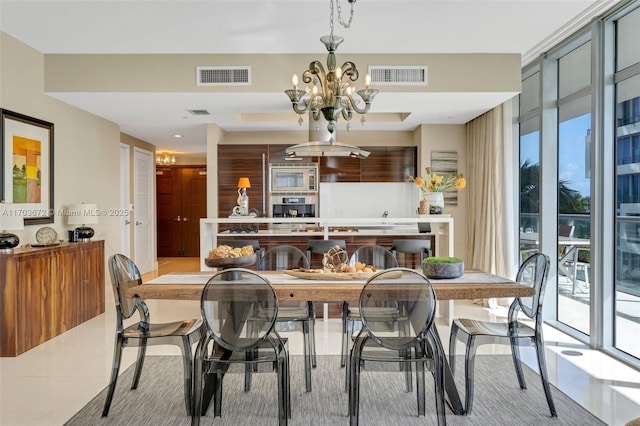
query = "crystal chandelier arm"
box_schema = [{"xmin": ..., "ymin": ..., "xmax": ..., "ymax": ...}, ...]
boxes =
[
  {"xmin": 352, "ymin": 88, "xmax": 379, "ymax": 113},
  {"xmin": 340, "ymin": 102, "xmax": 354, "ymax": 121},
  {"xmin": 340, "ymin": 61, "xmax": 359, "ymax": 82}
]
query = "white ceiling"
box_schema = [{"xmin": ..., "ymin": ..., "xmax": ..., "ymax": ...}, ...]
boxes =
[{"xmin": 0, "ymin": 0, "xmax": 621, "ymax": 155}]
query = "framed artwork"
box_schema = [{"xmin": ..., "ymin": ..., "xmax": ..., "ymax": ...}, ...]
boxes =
[
  {"xmin": 431, "ymin": 150, "xmax": 459, "ymax": 206},
  {"xmin": 1, "ymin": 109, "xmax": 54, "ymax": 224}
]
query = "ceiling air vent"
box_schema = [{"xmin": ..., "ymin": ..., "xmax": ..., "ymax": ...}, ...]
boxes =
[
  {"xmin": 187, "ymin": 109, "xmax": 211, "ymax": 116},
  {"xmin": 368, "ymin": 66, "xmax": 428, "ymax": 86},
  {"xmin": 196, "ymin": 66, "xmax": 251, "ymax": 86}
]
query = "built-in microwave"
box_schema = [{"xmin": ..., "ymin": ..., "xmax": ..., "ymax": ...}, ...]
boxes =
[{"xmin": 269, "ymin": 163, "xmax": 318, "ymax": 192}]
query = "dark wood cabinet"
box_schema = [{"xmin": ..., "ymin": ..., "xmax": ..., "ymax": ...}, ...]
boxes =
[
  {"xmin": 361, "ymin": 146, "xmax": 417, "ymax": 182},
  {"xmin": 0, "ymin": 240, "xmax": 105, "ymax": 356},
  {"xmin": 157, "ymin": 166, "xmax": 207, "ymax": 256},
  {"xmin": 218, "ymin": 145, "xmax": 268, "ymax": 219},
  {"xmin": 217, "ymin": 144, "xmax": 417, "ymax": 216}
]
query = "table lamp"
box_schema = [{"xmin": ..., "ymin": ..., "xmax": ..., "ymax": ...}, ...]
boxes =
[
  {"xmin": 235, "ymin": 177, "xmax": 251, "ymax": 216},
  {"xmin": 67, "ymin": 203, "xmax": 99, "ymax": 241},
  {"xmin": 0, "ymin": 203, "xmax": 24, "ymax": 253}
]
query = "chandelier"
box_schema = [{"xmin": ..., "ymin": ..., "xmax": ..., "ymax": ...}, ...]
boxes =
[
  {"xmin": 156, "ymin": 152, "xmax": 176, "ymax": 165},
  {"xmin": 284, "ymin": 0, "xmax": 378, "ymax": 142}
]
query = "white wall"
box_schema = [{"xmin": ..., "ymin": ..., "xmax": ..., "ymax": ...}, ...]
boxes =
[
  {"xmin": 319, "ymin": 182, "xmax": 420, "ymax": 218},
  {"xmin": 1, "ymin": 33, "xmax": 121, "ymax": 262}
]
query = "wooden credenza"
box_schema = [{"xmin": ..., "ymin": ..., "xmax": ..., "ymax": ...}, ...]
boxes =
[{"xmin": 0, "ymin": 240, "xmax": 105, "ymax": 356}]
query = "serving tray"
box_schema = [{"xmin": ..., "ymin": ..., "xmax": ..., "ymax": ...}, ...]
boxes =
[{"xmin": 284, "ymin": 269, "xmax": 401, "ymax": 281}]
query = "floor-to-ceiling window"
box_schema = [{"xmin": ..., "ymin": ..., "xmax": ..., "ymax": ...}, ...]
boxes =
[
  {"xmin": 557, "ymin": 42, "xmax": 592, "ymax": 335},
  {"xmin": 519, "ymin": 71, "xmax": 541, "ymax": 258},
  {"xmin": 614, "ymin": 6, "xmax": 640, "ymax": 359},
  {"xmin": 518, "ymin": 1, "xmax": 640, "ymax": 365}
]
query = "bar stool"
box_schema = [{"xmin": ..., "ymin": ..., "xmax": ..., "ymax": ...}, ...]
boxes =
[{"xmin": 390, "ymin": 239, "xmax": 432, "ymax": 268}]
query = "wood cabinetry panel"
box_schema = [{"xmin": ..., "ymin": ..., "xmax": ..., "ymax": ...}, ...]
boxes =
[
  {"xmin": 0, "ymin": 240, "xmax": 105, "ymax": 356},
  {"xmin": 361, "ymin": 147, "xmax": 417, "ymax": 182},
  {"xmin": 319, "ymin": 156, "xmax": 361, "ymax": 182},
  {"xmin": 218, "ymin": 145, "xmax": 267, "ymax": 218}
]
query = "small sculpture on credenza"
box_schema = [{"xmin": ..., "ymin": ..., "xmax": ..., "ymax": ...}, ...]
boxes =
[{"xmin": 230, "ymin": 177, "xmax": 257, "ymax": 217}]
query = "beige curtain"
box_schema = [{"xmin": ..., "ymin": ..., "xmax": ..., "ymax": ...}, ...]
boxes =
[{"xmin": 466, "ymin": 102, "xmax": 516, "ymax": 304}]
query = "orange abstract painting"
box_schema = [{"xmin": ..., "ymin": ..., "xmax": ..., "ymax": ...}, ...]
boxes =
[{"xmin": 12, "ymin": 135, "xmax": 42, "ymax": 203}]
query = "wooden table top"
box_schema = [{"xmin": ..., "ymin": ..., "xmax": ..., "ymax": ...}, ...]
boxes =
[{"xmin": 128, "ymin": 270, "xmax": 534, "ymax": 302}]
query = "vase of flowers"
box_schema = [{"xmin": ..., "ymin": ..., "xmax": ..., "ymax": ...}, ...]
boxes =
[{"xmin": 407, "ymin": 167, "xmax": 466, "ymax": 214}]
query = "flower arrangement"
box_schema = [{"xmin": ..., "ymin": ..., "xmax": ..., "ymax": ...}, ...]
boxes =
[{"xmin": 406, "ymin": 167, "xmax": 466, "ymax": 194}]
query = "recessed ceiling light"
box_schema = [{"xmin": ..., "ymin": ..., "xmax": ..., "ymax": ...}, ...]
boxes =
[{"xmin": 173, "ymin": 134, "xmax": 182, "ymax": 138}]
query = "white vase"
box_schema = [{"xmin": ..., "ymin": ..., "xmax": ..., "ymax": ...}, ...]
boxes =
[{"xmin": 424, "ymin": 192, "xmax": 444, "ymax": 214}]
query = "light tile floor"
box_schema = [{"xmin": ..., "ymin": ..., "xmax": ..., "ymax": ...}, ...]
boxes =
[{"xmin": 1, "ymin": 257, "xmax": 639, "ymax": 425}]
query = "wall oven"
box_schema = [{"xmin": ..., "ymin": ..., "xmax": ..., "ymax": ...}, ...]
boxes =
[{"xmin": 269, "ymin": 163, "xmax": 318, "ymax": 193}]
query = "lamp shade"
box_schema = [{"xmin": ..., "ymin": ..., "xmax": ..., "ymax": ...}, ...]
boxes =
[
  {"xmin": 237, "ymin": 177, "xmax": 251, "ymax": 188},
  {"xmin": 0, "ymin": 204, "xmax": 25, "ymax": 231},
  {"xmin": 67, "ymin": 203, "xmax": 99, "ymax": 225}
]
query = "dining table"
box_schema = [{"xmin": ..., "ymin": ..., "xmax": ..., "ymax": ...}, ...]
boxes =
[{"xmin": 127, "ymin": 269, "xmax": 534, "ymax": 416}]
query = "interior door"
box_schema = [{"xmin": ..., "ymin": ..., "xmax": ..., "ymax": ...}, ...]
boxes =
[
  {"xmin": 156, "ymin": 166, "xmax": 207, "ymax": 257},
  {"xmin": 119, "ymin": 143, "xmax": 131, "ymax": 257},
  {"xmin": 181, "ymin": 167, "xmax": 207, "ymax": 256},
  {"xmin": 133, "ymin": 147, "xmax": 154, "ymax": 273},
  {"xmin": 156, "ymin": 166, "xmax": 182, "ymax": 256}
]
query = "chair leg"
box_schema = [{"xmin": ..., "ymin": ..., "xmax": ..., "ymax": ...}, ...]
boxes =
[
  {"xmin": 284, "ymin": 347, "xmax": 291, "ymax": 419},
  {"xmin": 277, "ymin": 352, "xmax": 289, "ymax": 426},
  {"xmin": 180, "ymin": 335, "xmax": 195, "ymax": 416},
  {"xmin": 245, "ymin": 351, "xmax": 253, "ymax": 392},
  {"xmin": 510, "ymin": 337, "xmax": 527, "ymax": 390},
  {"xmin": 414, "ymin": 348, "xmax": 425, "ymax": 416},
  {"xmin": 191, "ymin": 338, "xmax": 206, "ymax": 426},
  {"xmin": 308, "ymin": 302, "xmax": 317, "ymax": 368},
  {"xmin": 449, "ymin": 321, "xmax": 460, "ymax": 375},
  {"xmin": 349, "ymin": 337, "xmax": 366, "ymax": 426},
  {"xmin": 214, "ymin": 371, "xmax": 223, "ymax": 418},
  {"xmin": 534, "ymin": 333, "xmax": 558, "ymax": 417},
  {"xmin": 131, "ymin": 337, "xmax": 147, "ymax": 389},
  {"xmin": 404, "ymin": 349, "xmax": 413, "ymax": 393},
  {"xmin": 303, "ymin": 319, "xmax": 312, "ymax": 392},
  {"xmin": 431, "ymin": 340, "xmax": 446, "ymax": 426},
  {"xmin": 101, "ymin": 336, "xmax": 124, "ymax": 417},
  {"xmin": 341, "ymin": 302, "xmax": 349, "ymax": 367},
  {"xmin": 463, "ymin": 335, "xmax": 478, "ymax": 415}
]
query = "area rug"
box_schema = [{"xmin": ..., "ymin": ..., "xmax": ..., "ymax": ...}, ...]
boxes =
[{"xmin": 65, "ymin": 355, "xmax": 604, "ymax": 425}]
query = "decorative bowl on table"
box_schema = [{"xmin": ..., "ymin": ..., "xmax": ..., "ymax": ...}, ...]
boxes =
[
  {"xmin": 205, "ymin": 254, "xmax": 257, "ymax": 280},
  {"xmin": 204, "ymin": 253, "xmax": 257, "ymax": 268}
]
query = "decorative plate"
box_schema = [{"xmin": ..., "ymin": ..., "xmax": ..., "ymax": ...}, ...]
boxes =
[{"xmin": 36, "ymin": 226, "xmax": 58, "ymax": 245}]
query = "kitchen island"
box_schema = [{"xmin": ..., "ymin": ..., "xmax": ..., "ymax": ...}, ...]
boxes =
[
  {"xmin": 200, "ymin": 216, "xmax": 455, "ymax": 319},
  {"xmin": 200, "ymin": 216, "xmax": 454, "ymax": 269}
]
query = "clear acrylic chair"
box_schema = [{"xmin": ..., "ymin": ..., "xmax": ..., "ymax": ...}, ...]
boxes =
[
  {"xmin": 348, "ymin": 268, "xmax": 446, "ymax": 426},
  {"xmin": 448, "ymin": 253, "xmax": 557, "ymax": 417},
  {"xmin": 192, "ymin": 268, "xmax": 290, "ymax": 426},
  {"xmin": 341, "ymin": 244, "xmax": 399, "ymax": 367},
  {"xmin": 258, "ymin": 245, "xmax": 316, "ymax": 392},
  {"xmin": 102, "ymin": 254, "xmax": 202, "ymax": 417}
]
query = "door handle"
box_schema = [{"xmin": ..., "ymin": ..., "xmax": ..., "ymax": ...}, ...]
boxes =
[
  {"xmin": 174, "ymin": 216, "xmax": 181, "ymax": 221},
  {"xmin": 136, "ymin": 221, "xmax": 142, "ymax": 226},
  {"xmin": 183, "ymin": 217, "xmax": 190, "ymax": 222},
  {"xmin": 124, "ymin": 220, "xmax": 131, "ymax": 225}
]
